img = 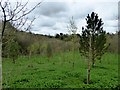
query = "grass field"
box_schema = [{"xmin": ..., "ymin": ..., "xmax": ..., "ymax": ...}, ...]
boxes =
[{"xmin": 2, "ymin": 51, "xmax": 119, "ymax": 88}]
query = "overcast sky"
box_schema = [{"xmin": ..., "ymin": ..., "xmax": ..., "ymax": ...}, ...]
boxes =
[{"xmin": 4, "ymin": 0, "xmax": 119, "ymax": 35}]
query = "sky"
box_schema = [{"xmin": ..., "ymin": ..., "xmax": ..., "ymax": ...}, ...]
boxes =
[{"xmin": 1, "ymin": 0, "xmax": 119, "ymax": 35}]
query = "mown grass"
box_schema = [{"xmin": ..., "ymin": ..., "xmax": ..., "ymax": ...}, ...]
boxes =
[{"xmin": 2, "ymin": 51, "xmax": 119, "ymax": 88}]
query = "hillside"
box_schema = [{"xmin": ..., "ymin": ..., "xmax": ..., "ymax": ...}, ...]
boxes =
[
  {"xmin": 2, "ymin": 22, "xmax": 118, "ymax": 59},
  {"xmin": 2, "ymin": 22, "xmax": 77, "ymax": 58}
]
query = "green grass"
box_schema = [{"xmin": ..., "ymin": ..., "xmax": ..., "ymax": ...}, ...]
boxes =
[{"xmin": 2, "ymin": 51, "xmax": 119, "ymax": 88}]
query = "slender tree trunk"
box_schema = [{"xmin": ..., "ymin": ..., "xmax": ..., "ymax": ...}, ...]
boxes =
[
  {"xmin": 2, "ymin": 20, "xmax": 6, "ymax": 38},
  {"xmin": 87, "ymin": 33, "xmax": 92, "ymax": 84},
  {"xmin": 92, "ymin": 47, "xmax": 95, "ymax": 67},
  {"xmin": 0, "ymin": 44, "xmax": 1, "ymax": 89},
  {"xmin": 87, "ymin": 61, "xmax": 91, "ymax": 84},
  {"xmin": 92, "ymin": 57, "xmax": 95, "ymax": 67},
  {"xmin": 1, "ymin": 6, "xmax": 7, "ymax": 38}
]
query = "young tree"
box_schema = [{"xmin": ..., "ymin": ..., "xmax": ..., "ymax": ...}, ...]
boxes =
[
  {"xmin": 79, "ymin": 12, "xmax": 109, "ymax": 84},
  {"xmin": 67, "ymin": 16, "xmax": 78, "ymax": 51},
  {"xmin": 67, "ymin": 16, "xmax": 78, "ymax": 68}
]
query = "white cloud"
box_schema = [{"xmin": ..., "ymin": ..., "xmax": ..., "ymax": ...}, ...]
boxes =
[{"xmin": 104, "ymin": 20, "xmax": 118, "ymax": 27}]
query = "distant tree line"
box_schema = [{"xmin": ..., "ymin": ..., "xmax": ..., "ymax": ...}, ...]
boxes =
[{"xmin": 55, "ymin": 33, "xmax": 80, "ymax": 41}]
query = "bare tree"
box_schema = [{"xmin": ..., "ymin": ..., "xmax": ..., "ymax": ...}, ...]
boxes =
[
  {"xmin": 67, "ymin": 16, "xmax": 78, "ymax": 52},
  {"xmin": 67, "ymin": 16, "xmax": 77, "ymax": 35},
  {"xmin": 0, "ymin": 0, "xmax": 42, "ymax": 38}
]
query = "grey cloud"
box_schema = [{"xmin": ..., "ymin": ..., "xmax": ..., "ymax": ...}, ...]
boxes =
[
  {"xmin": 52, "ymin": 26, "xmax": 59, "ymax": 30},
  {"xmin": 40, "ymin": 23, "xmax": 54, "ymax": 27},
  {"xmin": 36, "ymin": 2, "xmax": 69, "ymax": 17},
  {"xmin": 74, "ymin": 10, "xmax": 93, "ymax": 20},
  {"xmin": 34, "ymin": 15, "xmax": 56, "ymax": 27},
  {"xmin": 40, "ymin": 20, "xmax": 56, "ymax": 27}
]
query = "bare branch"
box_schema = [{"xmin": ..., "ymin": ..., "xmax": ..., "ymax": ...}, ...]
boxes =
[
  {"xmin": 17, "ymin": 17, "xmax": 28, "ymax": 30},
  {"xmin": 11, "ymin": 2, "xmax": 42, "ymax": 21},
  {"xmin": 0, "ymin": 1, "xmax": 7, "ymax": 38},
  {"xmin": 0, "ymin": 0, "xmax": 42, "ymax": 37},
  {"xmin": 67, "ymin": 16, "xmax": 77, "ymax": 35},
  {"xmin": 13, "ymin": 1, "xmax": 28, "ymax": 17},
  {"xmin": 25, "ymin": 17, "xmax": 36, "ymax": 32}
]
